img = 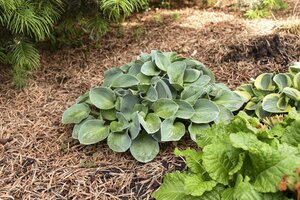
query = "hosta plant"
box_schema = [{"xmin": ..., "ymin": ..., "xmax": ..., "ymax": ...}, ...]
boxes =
[
  {"xmin": 152, "ymin": 110, "xmax": 300, "ymax": 200},
  {"xmin": 62, "ymin": 50, "xmax": 244, "ymax": 162},
  {"xmin": 236, "ymin": 62, "xmax": 300, "ymax": 119}
]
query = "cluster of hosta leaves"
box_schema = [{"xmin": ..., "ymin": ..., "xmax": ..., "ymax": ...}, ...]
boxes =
[
  {"xmin": 152, "ymin": 110, "xmax": 300, "ymax": 200},
  {"xmin": 62, "ymin": 50, "xmax": 244, "ymax": 162},
  {"xmin": 236, "ymin": 62, "xmax": 300, "ymax": 119}
]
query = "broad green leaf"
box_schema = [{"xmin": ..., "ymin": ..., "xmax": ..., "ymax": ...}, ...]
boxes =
[
  {"xmin": 155, "ymin": 79, "xmax": 173, "ymax": 99},
  {"xmin": 231, "ymin": 175, "xmax": 263, "ymax": 200},
  {"xmin": 89, "ymin": 87, "xmax": 116, "ymax": 110},
  {"xmin": 174, "ymin": 148, "xmax": 204, "ymax": 174},
  {"xmin": 62, "ymin": 103, "xmax": 90, "ymax": 124},
  {"xmin": 138, "ymin": 113, "xmax": 161, "ymax": 134},
  {"xmin": 180, "ymin": 85, "xmax": 205, "ymax": 105},
  {"xmin": 245, "ymin": 101, "xmax": 257, "ymax": 111},
  {"xmin": 214, "ymin": 105, "xmax": 234, "ymax": 124},
  {"xmin": 183, "ymin": 69, "xmax": 201, "ymax": 83},
  {"xmin": 130, "ymin": 132, "xmax": 159, "ymax": 163},
  {"xmin": 136, "ymin": 73, "xmax": 151, "ymax": 85},
  {"xmin": 76, "ymin": 91, "xmax": 90, "ymax": 103},
  {"xmin": 163, "ymin": 51, "xmax": 177, "ymax": 62},
  {"xmin": 289, "ymin": 62, "xmax": 300, "ymax": 75},
  {"xmin": 213, "ymin": 90, "xmax": 244, "ymax": 111},
  {"xmin": 119, "ymin": 94, "xmax": 140, "ymax": 120},
  {"xmin": 191, "ymin": 99, "xmax": 220, "ymax": 124},
  {"xmin": 281, "ymin": 120, "xmax": 300, "ymax": 147},
  {"xmin": 262, "ymin": 94, "xmax": 290, "ymax": 113},
  {"xmin": 202, "ymin": 139, "xmax": 243, "ymax": 184},
  {"xmin": 109, "ymin": 113, "xmax": 129, "ymax": 132},
  {"xmin": 154, "ymin": 52, "xmax": 171, "ymax": 71},
  {"xmin": 101, "ymin": 109, "xmax": 117, "ymax": 120},
  {"xmin": 151, "ymin": 98, "xmax": 179, "ymax": 119},
  {"xmin": 143, "ymin": 85, "xmax": 158, "ymax": 102},
  {"xmin": 167, "ymin": 61, "xmax": 186, "ymax": 86},
  {"xmin": 175, "ymin": 100, "xmax": 195, "ymax": 119},
  {"xmin": 107, "ymin": 131, "xmax": 132, "ymax": 152},
  {"xmin": 78, "ymin": 119, "xmax": 109, "ymax": 145},
  {"xmin": 128, "ymin": 61, "xmax": 142, "ymax": 76},
  {"xmin": 237, "ymin": 84, "xmax": 255, "ymax": 96},
  {"xmin": 255, "ymin": 103, "xmax": 271, "ymax": 119},
  {"xmin": 111, "ymin": 74, "xmax": 139, "ymax": 88},
  {"xmin": 141, "ymin": 61, "xmax": 161, "ymax": 76},
  {"xmin": 283, "ymin": 87, "xmax": 300, "ymax": 101},
  {"xmin": 188, "ymin": 123, "xmax": 210, "ymax": 142},
  {"xmin": 254, "ymin": 73, "xmax": 276, "ymax": 91},
  {"xmin": 273, "ymin": 73, "xmax": 292, "ymax": 91},
  {"xmin": 234, "ymin": 90, "xmax": 252, "ymax": 102},
  {"xmin": 184, "ymin": 175, "xmax": 217, "ymax": 196},
  {"xmin": 190, "ymin": 75, "xmax": 211, "ymax": 87},
  {"xmin": 72, "ymin": 116, "xmax": 94, "ymax": 139},
  {"xmin": 103, "ymin": 68, "xmax": 123, "ymax": 87},
  {"xmin": 152, "ymin": 172, "xmax": 188, "ymax": 200},
  {"xmin": 293, "ymin": 72, "xmax": 300, "ymax": 90},
  {"xmin": 129, "ymin": 112, "xmax": 141, "ymax": 140},
  {"xmin": 160, "ymin": 118, "xmax": 185, "ymax": 142}
]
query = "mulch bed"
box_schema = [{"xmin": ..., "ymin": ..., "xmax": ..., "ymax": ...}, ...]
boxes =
[{"xmin": 1, "ymin": 5, "xmax": 300, "ymax": 200}]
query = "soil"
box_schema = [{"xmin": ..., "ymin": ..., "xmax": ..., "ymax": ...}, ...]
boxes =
[{"xmin": 0, "ymin": 3, "xmax": 300, "ymax": 200}]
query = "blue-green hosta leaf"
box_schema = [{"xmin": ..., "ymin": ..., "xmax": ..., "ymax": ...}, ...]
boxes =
[
  {"xmin": 138, "ymin": 113, "xmax": 161, "ymax": 134},
  {"xmin": 129, "ymin": 112, "xmax": 141, "ymax": 140},
  {"xmin": 213, "ymin": 90, "xmax": 244, "ymax": 112},
  {"xmin": 262, "ymin": 94, "xmax": 291, "ymax": 113},
  {"xmin": 214, "ymin": 105, "xmax": 234, "ymax": 124},
  {"xmin": 111, "ymin": 74, "xmax": 139, "ymax": 88},
  {"xmin": 151, "ymin": 98, "xmax": 179, "ymax": 119},
  {"xmin": 175, "ymin": 100, "xmax": 195, "ymax": 119},
  {"xmin": 255, "ymin": 103, "xmax": 271, "ymax": 119},
  {"xmin": 183, "ymin": 69, "xmax": 201, "ymax": 83},
  {"xmin": 254, "ymin": 73, "xmax": 276, "ymax": 91},
  {"xmin": 180, "ymin": 85, "xmax": 205, "ymax": 105},
  {"xmin": 128, "ymin": 61, "xmax": 143, "ymax": 76},
  {"xmin": 139, "ymin": 52, "xmax": 152, "ymax": 62},
  {"xmin": 281, "ymin": 120, "xmax": 300, "ymax": 147},
  {"xmin": 160, "ymin": 118, "xmax": 185, "ymax": 142},
  {"xmin": 143, "ymin": 85, "xmax": 158, "ymax": 102},
  {"xmin": 191, "ymin": 99, "xmax": 220, "ymax": 124},
  {"xmin": 294, "ymin": 72, "xmax": 300, "ymax": 90},
  {"xmin": 174, "ymin": 148, "xmax": 204, "ymax": 174},
  {"xmin": 119, "ymin": 94, "xmax": 140, "ymax": 120},
  {"xmin": 167, "ymin": 61, "xmax": 186, "ymax": 86},
  {"xmin": 184, "ymin": 175, "xmax": 217, "ymax": 196},
  {"xmin": 283, "ymin": 87, "xmax": 300, "ymax": 101},
  {"xmin": 89, "ymin": 87, "xmax": 116, "ymax": 110},
  {"xmin": 78, "ymin": 119, "xmax": 109, "ymax": 145},
  {"xmin": 190, "ymin": 75, "xmax": 211, "ymax": 87},
  {"xmin": 273, "ymin": 73, "xmax": 292, "ymax": 91},
  {"xmin": 234, "ymin": 90, "xmax": 252, "ymax": 102},
  {"xmin": 230, "ymin": 132, "xmax": 300, "ymax": 193},
  {"xmin": 130, "ymin": 132, "xmax": 159, "ymax": 163},
  {"xmin": 163, "ymin": 51, "xmax": 177, "ymax": 62},
  {"xmin": 107, "ymin": 131, "xmax": 132, "ymax": 152},
  {"xmin": 141, "ymin": 61, "xmax": 161, "ymax": 76},
  {"xmin": 101, "ymin": 109, "xmax": 117, "ymax": 120},
  {"xmin": 72, "ymin": 116, "xmax": 95, "ymax": 139},
  {"xmin": 136, "ymin": 73, "xmax": 151, "ymax": 85},
  {"xmin": 155, "ymin": 79, "xmax": 173, "ymax": 99},
  {"xmin": 289, "ymin": 62, "xmax": 300, "ymax": 75},
  {"xmin": 62, "ymin": 103, "xmax": 90, "ymax": 124},
  {"xmin": 188, "ymin": 123, "xmax": 210, "ymax": 142},
  {"xmin": 245, "ymin": 101, "xmax": 257, "ymax": 111},
  {"xmin": 152, "ymin": 171, "xmax": 189, "ymax": 200},
  {"xmin": 76, "ymin": 91, "xmax": 90, "ymax": 103},
  {"xmin": 237, "ymin": 84, "xmax": 254, "ymax": 96},
  {"xmin": 202, "ymin": 139, "xmax": 243, "ymax": 185},
  {"xmin": 103, "ymin": 68, "xmax": 123, "ymax": 87},
  {"xmin": 109, "ymin": 113, "xmax": 129, "ymax": 132},
  {"xmin": 154, "ymin": 52, "xmax": 171, "ymax": 71}
]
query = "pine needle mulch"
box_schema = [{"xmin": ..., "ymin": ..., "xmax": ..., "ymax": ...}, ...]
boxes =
[{"xmin": 1, "ymin": 6, "xmax": 300, "ymax": 200}]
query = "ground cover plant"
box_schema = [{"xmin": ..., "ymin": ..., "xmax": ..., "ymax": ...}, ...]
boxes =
[
  {"xmin": 62, "ymin": 50, "xmax": 244, "ymax": 162},
  {"xmin": 237, "ymin": 62, "xmax": 300, "ymax": 119},
  {"xmin": 152, "ymin": 109, "xmax": 300, "ymax": 200}
]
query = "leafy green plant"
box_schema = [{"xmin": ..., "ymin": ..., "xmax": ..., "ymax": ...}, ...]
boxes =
[
  {"xmin": 152, "ymin": 110, "xmax": 300, "ymax": 200},
  {"xmin": 244, "ymin": 0, "xmax": 288, "ymax": 19},
  {"xmin": 236, "ymin": 62, "xmax": 300, "ymax": 119},
  {"xmin": 62, "ymin": 51, "xmax": 244, "ymax": 162}
]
